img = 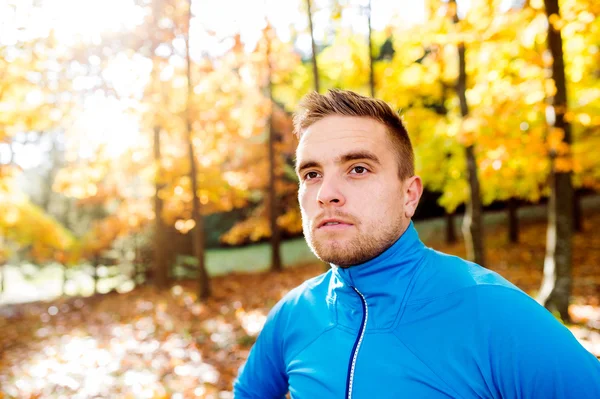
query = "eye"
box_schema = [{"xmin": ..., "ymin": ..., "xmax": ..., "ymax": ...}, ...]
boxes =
[
  {"xmin": 350, "ymin": 166, "xmax": 369, "ymax": 175},
  {"xmin": 304, "ymin": 171, "xmax": 321, "ymax": 180}
]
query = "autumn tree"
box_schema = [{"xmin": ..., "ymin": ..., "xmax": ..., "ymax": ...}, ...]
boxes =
[
  {"xmin": 305, "ymin": 0, "xmax": 320, "ymax": 93},
  {"xmin": 220, "ymin": 30, "xmax": 302, "ymax": 248},
  {"xmin": 448, "ymin": 0, "xmax": 486, "ymax": 266},
  {"xmin": 184, "ymin": 0, "xmax": 211, "ymax": 298},
  {"xmin": 0, "ymin": 1, "xmax": 77, "ymax": 281},
  {"xmin": 537, "ymin": 0, "xmax": 574, "ymax": 321},
  {"xmin": 367, "ymin": 0, "xmax": 375, "ymax": 97},
  {"xmin": 260, "ymin": 25, "xmax": 283, "ymax": 272}
]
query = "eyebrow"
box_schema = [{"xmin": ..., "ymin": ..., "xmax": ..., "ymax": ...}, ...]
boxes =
[{"xmin": 295, "ymin": 150, "xmax": 381, "ymax": 176}]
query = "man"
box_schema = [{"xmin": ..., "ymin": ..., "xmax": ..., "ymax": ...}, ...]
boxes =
[{"xmin": 233, "ymin": 89, "xmax": 600, "ymax": 398}]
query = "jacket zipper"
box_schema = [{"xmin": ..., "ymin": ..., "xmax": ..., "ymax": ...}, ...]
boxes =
[{"xmin": 345, "ymin": 287, "xmax": 368, "ymax": 399}]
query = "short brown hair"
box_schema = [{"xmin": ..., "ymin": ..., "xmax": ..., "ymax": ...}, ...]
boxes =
[{"xmin": 293, "ymin": 89, "xmax": 414, "ymax": 180}]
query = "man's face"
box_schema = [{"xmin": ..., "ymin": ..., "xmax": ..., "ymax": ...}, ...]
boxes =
[{"xmin": 296, "ymin": 115, "xmax": 411, "ymax": 267}]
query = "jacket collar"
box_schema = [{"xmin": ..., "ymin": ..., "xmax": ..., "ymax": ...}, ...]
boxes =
[{"xmin": 330, "ymin": 221, "xmax": 428, "ymax": 330}]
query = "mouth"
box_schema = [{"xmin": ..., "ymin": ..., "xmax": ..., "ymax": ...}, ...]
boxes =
[{"xmin": 317, "ymin": 218, "xmax": 354, "ymax": 230}]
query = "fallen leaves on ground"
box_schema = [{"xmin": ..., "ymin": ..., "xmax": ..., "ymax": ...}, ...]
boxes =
[{"xmin": 1, "ymin": 212, "xmax": 600, "ymax": 398}]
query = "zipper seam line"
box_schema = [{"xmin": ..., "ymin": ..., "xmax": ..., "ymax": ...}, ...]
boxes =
[{"xmin": 346, "ymin": 287, "xmax": 368, "ymax": 399}]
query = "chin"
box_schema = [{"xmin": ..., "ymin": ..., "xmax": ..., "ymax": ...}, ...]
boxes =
[{"xmin": 314, "ymin": 246, "xmax": 364, "ymax": 267}]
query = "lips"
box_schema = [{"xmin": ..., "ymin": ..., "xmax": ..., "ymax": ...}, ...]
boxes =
[{"xmin": 317, "ymin": 218, "xmax": 354, "ymax": 229}]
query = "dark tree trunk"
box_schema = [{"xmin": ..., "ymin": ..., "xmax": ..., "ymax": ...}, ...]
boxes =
[
  {"xmin": 93, "ymin": 256, "xmax": 99, "ymax": 295},
  {"xmin": 265, "ymin": 26, "xmax": 282, "ymax": 272},
  {"xmin": 0, "ymin": 264, "xmax": 5, "ymax": 295},
  {"xmin": 153, "ymin": 126, "xmax": 169, "ymax": 289},
  {"xmin": 508, "ymin": 198, "xmax": 519, "ymax": 243},
  {"xmin": 537, "ymin": 0, "xmax": 573, "ymax": 322},
  {"xmin": 367, "ymin": 0, "xmax": 375, "ymax": 97},
  {"xmin": 451, "ymin": 2, "xmax": 486, "ymax": 267},
  {"xmin": 305, "ymin": 0, "xmax": 320, "ymax": 93},
  {"xmin": 148, "ymin": 0, "xmax": 169, "ymax": 290},
  {"xmin": 573, "ymin": 190, "xmax": 583, "ymax": 232},
  {"xmin": 186, "ymin": 0, "xmax": 211, "ymax": 300},
  {"xmin": 62, "ymin": 264, "xmax": 68, "ymax": 295},
  {"xmin": 446, "ymin": 211, "xmax": 457, "ymax": 244},
  {"xmin": 133, "ymin": 233, "xmax": 144, "ymax": 285},
  {"xmin": 1, "ymin": 148, "xmax": 13, "ymax": 295},
  {"xmin": 462, "ymin": 143, "xmax": 485, "ymax": 267}
]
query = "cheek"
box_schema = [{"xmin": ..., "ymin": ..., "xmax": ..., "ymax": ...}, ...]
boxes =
[
  {"xmin": 298, "ymin": 185, "xmax": 314, "ymax": 211},
  {"xmin": 359, "ymin": 183, "xmax": 402, "ymax": 217}
]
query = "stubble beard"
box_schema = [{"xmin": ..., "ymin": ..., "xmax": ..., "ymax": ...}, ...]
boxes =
[{"xmin": 303, "ymin": 214, "xmax": 405, "ymax": 268}]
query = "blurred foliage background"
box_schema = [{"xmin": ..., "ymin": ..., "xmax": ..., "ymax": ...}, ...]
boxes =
[{"xmin": 0, "ymin": 0, "xmax": 599, "ymax": 396}]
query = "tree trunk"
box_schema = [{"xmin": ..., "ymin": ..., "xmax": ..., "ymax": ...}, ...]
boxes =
[
  {"xmin": 93, "ymin": 256, "xmax": 99, "ymax": 295},
  {"xmin": 62, "ymin": 264, "xmax": 68, "ymax": 295},
  {"xmin": 1, "ymin": 149, "xmax": 11, "ymax": 295},
  {"xmin": 153, "ymin": 126, "xmax": 169, "ymax": 289},
  {"xmin": 537, "ymin": 0, "xmax": 573, "ymax": 322},
  {"xmin": 265, "ymin": 26, "xmax": 283, "ymax": 272},
  {"xmin": 508, "ymin": 197, "xmax": 519, "ymax": 243},
  {"xmin": 462, "ymin": 144, "xmax": 485, "ymax": 266},
  {"xmin": 133, "ymin": 232, "xmax": 144, "ymax": 285},
  {"xmin": 148, "ymin": 0, "xmax": 169, "ymax": 290},
  {"xmin": 367, "ymin": 0, "xmax": 375, "ymax": 97},
  {"xmin": 306, "ymin": 0, "xmax": 320, "ymax": 93},
  {"xmin": 445, "ymin": 211, "xmax": 457, "ymax": 244},
  {"xmin": 0, "ymin": 264, "xmax": 5, "ymax": 295},
  {"xmin": 186, "ymin": 0, "xmax": 211, "ymax": 300},
  {"xmin": 451, "ymin": 1, "xmax": 486, "ymax": 267},
  {"xmin": 573, "ymin": 189, "xmax": 583, "ymax": 232}
]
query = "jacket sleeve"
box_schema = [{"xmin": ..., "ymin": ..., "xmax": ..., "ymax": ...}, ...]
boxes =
[
  {"xmin": 233, "ymin": 300, "xmax": 288, "ymax": 399},
  {"xmin": 482, "ymin": 287, "xmax": 600, "ymax": 399}
]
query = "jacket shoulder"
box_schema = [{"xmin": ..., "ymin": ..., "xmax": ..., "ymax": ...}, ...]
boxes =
[
  {"xmin": 267, "ymin": 269, "xmax": 336, "ymax": 362},
  {"xmin": 407, "ymin": 248, "xmax": 521, "ymax": 304},
  {"xmin": 276, "ymin": 269, "xmax": 332, "ymax": 309}
]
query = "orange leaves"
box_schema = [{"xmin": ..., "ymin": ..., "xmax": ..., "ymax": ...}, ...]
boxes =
[
  {"xmin": 546, "ymin": 127, "xmax": 571, "ymax": 157},
  {"xmin": 277, "ymin": 208, "xmax": 303, "ymax": 236},
  {"xmin": 221, "ymin": 216, "xmax": 271, "ymax": 245},
  {"xmin": 79, "ymin": 216, "xmax": 124, "ymax": 258},
  {"xmin": 548, "ymin": 13, "xmax": 566, "ymax": 32}
]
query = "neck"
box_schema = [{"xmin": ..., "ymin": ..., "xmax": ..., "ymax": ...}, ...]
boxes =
[{"xmin": 331, "ymin": 221, "xmax": 427, "ymax": 330}]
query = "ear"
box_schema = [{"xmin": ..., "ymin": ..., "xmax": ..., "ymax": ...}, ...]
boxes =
[{"xmin": 403, "ymin": 175, "xmax": 423, "ymax": 219}]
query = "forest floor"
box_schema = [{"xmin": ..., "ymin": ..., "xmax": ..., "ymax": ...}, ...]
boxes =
[{"xmin": 1, "ymin": 212, "xmax": 600, "ymax": 399}]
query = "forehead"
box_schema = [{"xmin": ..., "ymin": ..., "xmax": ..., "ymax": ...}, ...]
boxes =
[{"xmin": 296, "ymin": 116, "xmax": 390, "ymax": 161}]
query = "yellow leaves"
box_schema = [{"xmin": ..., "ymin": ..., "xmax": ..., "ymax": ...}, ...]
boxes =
[
  {"xmin": 277, "ymin": 208, "xmax": 302, "ymax": 235},
  {"xmin": 524, "ymin": 89, "xmax": 546, "ymax": 105},
  {"xmin": 544, "ymin": 79, "xmax": 557, "ymax": 97},
  {"xmin": 53, "ymin": 162, "xmax": 108, "ymax": 199},
  {"xmin": 221, "ymin": 216, "xmax": 270, "ymax": 245},
  {"xmin": 566, "ymin": 36, "xmax": 587, "ymax": 55},
  {"xmin": 577, "ymin": 10, "xmax": 596, "ymax": 25},
  {"xmin": 400, "ymin": 64, "xmax": 425, "ymax": 87},
  {"xmin": 0, "ymin": 193, "xmax": 76, "ymax": 263},
  {"xmin": 576, "ymin": 113, "xmax": 592, "ymax": 126},
  {"xmin": 319, "ymin": 32, "xmax": 370, "ymax": 89},
  {"xmin": 530, "ymin": 0, "xmax": 544, "ymax": 9}
]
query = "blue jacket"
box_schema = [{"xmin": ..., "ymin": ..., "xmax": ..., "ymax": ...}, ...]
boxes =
[{"xmin": 234, "ymin": 223, "xmax": 600, "ymax": 398}]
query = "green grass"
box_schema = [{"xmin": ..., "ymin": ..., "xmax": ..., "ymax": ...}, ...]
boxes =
[{"xmin": 186, "ymin": 237, "xmax": 320, "ymax": 276}]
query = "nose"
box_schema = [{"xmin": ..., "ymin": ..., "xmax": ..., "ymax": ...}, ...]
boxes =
[{"xmin": 316, "ymin": 174, "xmax": 346, "ymax": 207}]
